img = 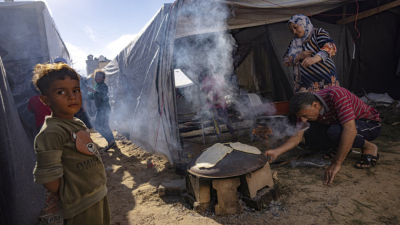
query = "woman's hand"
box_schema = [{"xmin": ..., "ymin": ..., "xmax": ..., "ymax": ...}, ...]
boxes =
[
  {"xmin": 301, "ymin": 55, "xmax": 322, "ymax": 67},
  {"xmin": 265, "ymin": 149, "xmax": 280, "ymax": 163},
  {"xmin": 295, "ymin": 50, "xmax": 313, "ymax": 63}
]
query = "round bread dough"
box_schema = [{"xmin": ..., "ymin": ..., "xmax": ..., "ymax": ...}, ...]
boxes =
[
  {"xmin": 195, "ymin": 143, "xmax": 233, "ymax": 168},
  {"xmin": 230, "ymin": 142, "xmax": 261, "ymax": 154}
]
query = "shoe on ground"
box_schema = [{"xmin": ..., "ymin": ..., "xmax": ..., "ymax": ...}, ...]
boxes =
[
  {"xmin": 104, "ymin": 141, "xmax": 117, "ymax": 152},
  {"xmin": 297, "ymin": 142, "xmax": 310, "ymax": 151}
]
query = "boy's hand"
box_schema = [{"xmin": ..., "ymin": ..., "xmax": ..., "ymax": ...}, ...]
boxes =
[
  {"xmin": 44, "ymin": 193, "xmax": 60, "ymax": 214},
  {"xmin": 87, "ymin": 87, "xmax": 95, "ymax": 92}
]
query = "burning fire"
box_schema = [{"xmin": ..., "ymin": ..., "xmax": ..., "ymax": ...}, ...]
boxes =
[{"xmin": 252, "ymin": 125, "xmax": 273, "ymax": 140}]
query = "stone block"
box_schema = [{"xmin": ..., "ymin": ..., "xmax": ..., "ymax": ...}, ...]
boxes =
[
  {"xmin": 242, "ymin": 185, "xmax": 280, "ymax": 210},
  {"xmin": 212, "ymin": 177, "xmax": 242, "ymax": 215},
  {"xmin": 186, "ymin": 173, "xmax": 211, "ymax": 203},
  {"xmin": 158, "ymin": 179, "xmax": 186, "ymax": 197},
  {"xmin": 239, "ymin": 162, "xmax": 274, "ymax": 198},
  {"xmin": 182, "ymin": 192, "xmax": 196, "ymax": 206},
  {"xmin": 193, "ymin": 202, "xmax": 212, "ymax": 213},
  {"xmin": 182, "ymin": 193, "xmax": 214, "ymax": 213}
]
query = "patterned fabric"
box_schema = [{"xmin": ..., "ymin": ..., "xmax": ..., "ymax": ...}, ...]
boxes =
[
  {"xmin": 285, "ymin": 14, "xmax": 315, "ymax": 65},
  {"xmin": 284, "ymin": 14, "xmax": 340, "ymax": 94},
  {"xmin": 314, "ymin": 87, "xmax": 381, "ymax": 125}
]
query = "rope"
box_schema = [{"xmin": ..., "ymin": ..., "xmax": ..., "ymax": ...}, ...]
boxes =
[
  {"xmin": 170, "ymin": 0, "xmax": 177, "ymax": 11},
  {"xmin": 354, "ymin": 0, "xmax": 361, "ymax": 42}
]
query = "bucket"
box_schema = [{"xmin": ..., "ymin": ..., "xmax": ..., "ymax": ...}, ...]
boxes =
[{"xmin": 272, "ymin": 101, "xmax": 290, "ymax": 115}]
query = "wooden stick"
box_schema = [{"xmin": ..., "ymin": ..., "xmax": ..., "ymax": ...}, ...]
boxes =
[
  {"xmin": 337, "ymin": 0, "xmax": 400, "ymax": 25},
  {"xmin": 342, "ymin": 4, "xmax": 347, "ymax": 20}
]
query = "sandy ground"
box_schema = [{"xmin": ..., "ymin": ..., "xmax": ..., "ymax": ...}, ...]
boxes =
[{"xmin": 37, "ymin": 108, "xmax": 400, "ymax": 225}]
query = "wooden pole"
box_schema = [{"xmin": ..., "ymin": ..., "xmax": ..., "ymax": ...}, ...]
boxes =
[
  {"xmin": 342, "ymin": 4, "xmax": 347, "ymax": 20},
  {"xmin": 337, "ymin": 0, "xmax": 400, "ymax": 25}
]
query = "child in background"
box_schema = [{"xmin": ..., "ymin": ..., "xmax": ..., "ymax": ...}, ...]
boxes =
[
  {"xmin": 32, "ymin": 63, "xmax": 110, "ymax": 224},
  {"xmin": 87, "ymin": 69, "xmax": 116, "ymax": 151},
  {"xmin": 28, "ymin": 87, "xmax": 51, "ymax": 134},
  {"xmin": 74, "ymin": 75, "xmax": 93, "ymax": 129}
]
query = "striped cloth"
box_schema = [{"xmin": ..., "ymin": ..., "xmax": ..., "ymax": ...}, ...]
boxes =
[
  {"xmin": 284, "ymin": 28, "xmax": 340, "ymax": 93},
  {"xmin": 314, "ymin": 87, "xmax": 381, "ymax": 125}
]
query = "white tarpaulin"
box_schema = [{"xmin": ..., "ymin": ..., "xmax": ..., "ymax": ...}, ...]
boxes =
[
  {"xmin": 0, "ymin": 2, "xmax": 70, "ymax": 223},
  {"xmin": 0, "ymin": 1, "xmax": 70, "ymax": 130},
  {"xmin": 104, "ymin": 4, "xmax": 181, "ymax": 164},
  {"xmin": 104, "ymin": 0, "xmax": 354, "ymax": 164},
  {"xmin": 175, "ymin": 0, "xmax": 353, "ymax": 38}
]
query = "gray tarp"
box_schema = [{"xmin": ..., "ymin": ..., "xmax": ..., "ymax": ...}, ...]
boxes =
[
  {"xmin": 104, "ymin": 4, "xmax": 181, "ymax": 164},
  {"xmin": 0, "ymin": 56, "xmax": 45, "ymax": 225},
  {"xmin": 175, "ymin": 0, "xmax": 354, "ymax": 38},
  {"xmin": 104, "ymin": 0, "xmax": 354, "ymax": 164},
  {"xmin": 0, "ymin": 1, "xmax": 70, "ymax": 132},
  {"xmin": 0, "ymin": 2, "xmax": 70, "ymax": 224}
]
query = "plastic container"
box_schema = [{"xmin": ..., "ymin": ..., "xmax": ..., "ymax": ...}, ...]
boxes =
[{"xmin": 272, "ymin": 101, "xmax": 290, "ymax": 115}]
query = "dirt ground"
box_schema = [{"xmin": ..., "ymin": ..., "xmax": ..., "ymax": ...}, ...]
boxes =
[{"xmin": 37, "ymin": 107, "xmax": 400, "ymax": 225}]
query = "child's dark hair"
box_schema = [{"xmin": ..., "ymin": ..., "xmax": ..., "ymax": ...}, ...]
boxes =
[
  {"xmin": 32, "ymin": 63, "xmax": 80, "ymax": 95},
  {"xmin": 94, "ymin": 69, "xmax": 106, "ymax": 79}
]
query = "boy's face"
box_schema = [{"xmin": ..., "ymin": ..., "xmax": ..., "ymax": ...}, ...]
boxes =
[
  {"xmin": 95, "ymin": 73, "xmax": 105, "ymax": 83},
  {"xmin": 40, "ymin": 76, "xmax": 82, "ymax": 120}
]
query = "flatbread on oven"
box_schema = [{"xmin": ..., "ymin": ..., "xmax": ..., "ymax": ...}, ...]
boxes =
[
  {"xmin": 230, "ymin": 142, "xmax": 261, "ymax": 154},
  {"xmin": 195, "ymin": 143, "xmax": 233, "ymax": 168}
]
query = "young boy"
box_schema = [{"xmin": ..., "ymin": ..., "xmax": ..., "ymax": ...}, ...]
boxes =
[
  {"xmin": 87, "ymin": 69, "xmax": 116, "ymax": 151},
  {"xmin": 32, "ymin": 63, "xmax": 110, "ymax": 224}
]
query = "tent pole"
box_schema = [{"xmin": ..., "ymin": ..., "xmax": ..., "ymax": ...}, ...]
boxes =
[
  {"xmin": 342, "ymin": 4, "xmax": 347, "ymax": 20},
  {"xmin": 337, "ymin": 0, "xmax": 400, "ymax": 25}
]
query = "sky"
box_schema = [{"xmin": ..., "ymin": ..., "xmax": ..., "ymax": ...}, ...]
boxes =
[{"xmin": 12, "ymin": 0, "xmax": 173, "ymax": 76}]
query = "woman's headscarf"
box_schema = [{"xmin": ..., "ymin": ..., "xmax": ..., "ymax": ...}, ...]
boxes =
[{"xmin": 286, "ymin": 14, "xmax": 314, "ymax": 60}]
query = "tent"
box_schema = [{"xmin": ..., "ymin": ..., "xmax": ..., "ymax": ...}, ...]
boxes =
[
  {"xmin": 103, "ymin": 0, "xmax": 399, "ymax": 164},
  {"xmin": 0, "ymin": 2, "xmax": 70, "ymax": 224},
  {"xmin": 0, "ymin": 1, "xmax": 71, "ymax": 133},
  {"xmin": 0, "ymin": 55, "xmax": 45, "ymax": 225}
]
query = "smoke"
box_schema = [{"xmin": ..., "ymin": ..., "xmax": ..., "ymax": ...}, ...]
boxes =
[
  {"xmin": 174, "ymin": 0, "xmax": 237, "ymax": 120},
  {"xmin": 174, "ymin": 0, "xmax": 298, "ymax": 141}
]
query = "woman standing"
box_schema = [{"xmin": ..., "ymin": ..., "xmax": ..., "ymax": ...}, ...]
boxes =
[{"xmin": 283, "ymin": 14, "xmax": 340, "ymax": 93}]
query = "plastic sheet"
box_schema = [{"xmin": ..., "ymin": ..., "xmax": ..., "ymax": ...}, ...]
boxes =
[
  {"xmin": 0, "ymin": 56, "xmax": 45, "ymax": 225},
  {"xmin": 0, "ymin": 2, "xmax": 70, "ymax": 132},
  {"xmin": 291, "ymin": 156, "xmax": 331, "ymax": 168},
  {"xmin": 103, "ymin": 1, "xmax": 354, "ymax": 164}
]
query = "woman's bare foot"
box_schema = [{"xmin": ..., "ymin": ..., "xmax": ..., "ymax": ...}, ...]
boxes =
[{"xmin": 356, "ymin": 140, "xmax": 378, "ymax": 168}]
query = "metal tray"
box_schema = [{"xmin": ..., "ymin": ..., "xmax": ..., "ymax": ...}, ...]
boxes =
[{"xmin": 187, "ymin": 149, "xmax": 268, "ymax": 179}]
